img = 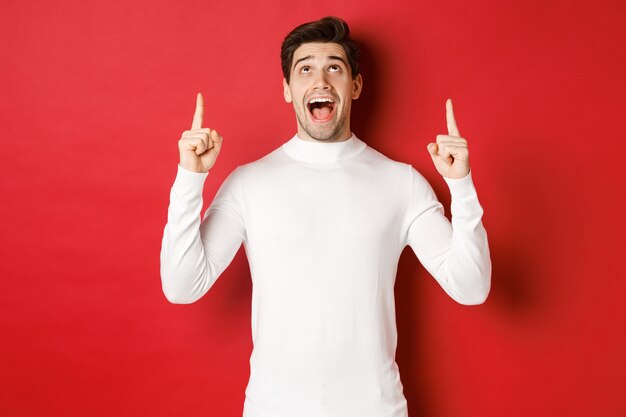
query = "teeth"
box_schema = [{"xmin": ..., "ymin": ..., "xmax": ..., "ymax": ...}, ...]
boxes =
[{"xmin": 308, "ymin": 97, "xmax": 334, "ymax": 104}]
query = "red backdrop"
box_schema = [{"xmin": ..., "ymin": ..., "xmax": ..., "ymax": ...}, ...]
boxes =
[{"xmin": 1, "ymin": 0, "xmax": 624, "ymax": 416}]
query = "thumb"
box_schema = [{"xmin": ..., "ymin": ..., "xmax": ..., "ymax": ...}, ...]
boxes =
[
  {"xmin": 210, "ymin": 129, "xmax": 223, "ymax": 153},
  {"xmin": 427, "ymin": 142, "xmax": 438, "ymax": 157}
]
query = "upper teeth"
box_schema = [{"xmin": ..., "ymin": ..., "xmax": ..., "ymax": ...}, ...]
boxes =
[{"xmin": 308, "ymin": 98, "xmax": 333, "ymax": 104}]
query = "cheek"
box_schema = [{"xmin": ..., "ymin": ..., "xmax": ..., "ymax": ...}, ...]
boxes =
[{"xmin": 294, "ymin": 91, "xmax": 307, "ymax": 106}]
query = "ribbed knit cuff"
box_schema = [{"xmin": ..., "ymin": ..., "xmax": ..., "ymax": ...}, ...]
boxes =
[
  {"xmin": 443, "ymin": 170, "xmax": 478, "ymax": 198},
  {"xmin": 172, "ymin": 164, "xmax": 209, "ymax": 196}
]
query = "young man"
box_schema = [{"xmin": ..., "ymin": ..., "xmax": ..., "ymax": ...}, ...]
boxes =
[{"xmin": 161, "ymin": 16, "xmax": 491, "ymax": 417}]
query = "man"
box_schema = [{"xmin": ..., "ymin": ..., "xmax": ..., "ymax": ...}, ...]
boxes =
[{"xmin": 161, "ymin": 16, "xmax": 491, "ymax": 417}]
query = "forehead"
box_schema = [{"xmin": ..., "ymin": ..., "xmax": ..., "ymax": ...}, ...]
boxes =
[{"xmin": 292, "ymin": 42, "xmax": 348, "ymax": 63}]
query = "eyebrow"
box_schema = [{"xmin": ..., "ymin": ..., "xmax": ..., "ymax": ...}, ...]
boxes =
[{"xmin": 292, "ymin": 55, "xmax": 348, "ymax": 70}]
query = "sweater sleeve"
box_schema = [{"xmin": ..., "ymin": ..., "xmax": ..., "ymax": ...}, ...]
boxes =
[
  {"xmin": 404, "ymin": 166, "xmax": 491, "ymax": 305},
  {"xmin": 160, "ymin": 165, "xmax": 247, "ymax": 304}
]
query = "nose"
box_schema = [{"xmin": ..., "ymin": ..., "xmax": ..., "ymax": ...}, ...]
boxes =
[{"xmin": 312, "ymin": 72, "xmax": 331, "ymax": 90}]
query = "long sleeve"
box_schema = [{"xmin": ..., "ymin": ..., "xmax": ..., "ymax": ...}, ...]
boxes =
[
  {"xmin": 160, "ymin": 165, "xmax": 247, "ymax": 304},
  {"xmin": 405, "ymin": 166, "xmax": 491, "ymax": 305}
]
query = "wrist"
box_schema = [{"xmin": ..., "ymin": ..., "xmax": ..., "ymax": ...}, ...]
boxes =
[{"xmin": 179, "ymin": 160, "xmax": 208, "ymax": 173}]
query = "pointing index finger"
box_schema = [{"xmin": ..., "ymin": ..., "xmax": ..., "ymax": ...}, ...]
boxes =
[
  {"xmin": 446, "ymin": 98, "xmax": 460, "ymax": 137},
  {"xmin": 191, "ymin": 92, "xmax": 204, "ymax": 130}
]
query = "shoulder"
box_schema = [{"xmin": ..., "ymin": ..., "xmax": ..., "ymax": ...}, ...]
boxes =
[
  {"xmin": 360, "ymin": 140, "xmax": 419, "ymax": 178},
  {"xmin": 216, "ymin": 141, "xmax": 290, "ymax": 193},
  {"xmin": 361, "ymin": 141, "xmax": 437, "ymax": 196},
  {"xmin": 234, "ymin": 141, "xmax": 287, "ymax": 175}
]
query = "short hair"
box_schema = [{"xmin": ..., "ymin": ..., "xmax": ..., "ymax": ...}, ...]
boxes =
[{"xmin": 280, "ymin": 16, "xmax": 361, "ymax": 84}]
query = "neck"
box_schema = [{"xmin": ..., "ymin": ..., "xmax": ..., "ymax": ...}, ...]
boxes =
[{"xmin": 282, "ymin": 132, "xmax": 367, "ymax": 163}]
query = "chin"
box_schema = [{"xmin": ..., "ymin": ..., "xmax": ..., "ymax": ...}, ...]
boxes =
[
  {"xmin": 306, "ymin": 125, "xmax": 344, "ymax": 141},
  {"xmin": 305, "ymin": 116, "xmax": 348, "ymax": 142}
]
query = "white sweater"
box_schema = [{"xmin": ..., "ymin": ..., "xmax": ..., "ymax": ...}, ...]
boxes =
[{"xmin": 160, "ymin": 133, "xmax": 491, "ymax": 417}]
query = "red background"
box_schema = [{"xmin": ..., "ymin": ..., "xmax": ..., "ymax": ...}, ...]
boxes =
[{"xmin": 1, "ymin": 0, "xmax": 624, "ymax": 416}]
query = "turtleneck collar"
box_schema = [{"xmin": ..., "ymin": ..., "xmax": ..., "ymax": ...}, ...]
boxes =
[{"xmin": 281, "ymin": 133, "xmax": 367, "ymax": 163}]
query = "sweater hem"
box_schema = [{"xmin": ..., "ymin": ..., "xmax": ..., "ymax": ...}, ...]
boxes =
[{"xmin": 242, "ymin": 398, "xmax": 408, "ymax": 417}]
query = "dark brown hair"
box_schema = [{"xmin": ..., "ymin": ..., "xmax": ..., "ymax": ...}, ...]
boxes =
[{"xmin": 280, "ymin": 16, "xmax": 361, "ymax": 83}]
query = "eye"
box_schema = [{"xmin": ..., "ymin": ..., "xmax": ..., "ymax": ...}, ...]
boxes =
[
  {"xmin": 300, "ymin": 66, "xmax": 311, "ymax": 73},
  {"xmin": 329, "ymin": 64, "xmax": 341, "ymax": 72}
]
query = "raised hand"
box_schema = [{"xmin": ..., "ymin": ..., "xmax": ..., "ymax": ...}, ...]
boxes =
[
  {"xmin": 178, "ymin": 92, "xmax": 223, "ymax": 173},
  {"xmin": 426, "ymin": 99, "xmax": 470, "ymax": 179}
]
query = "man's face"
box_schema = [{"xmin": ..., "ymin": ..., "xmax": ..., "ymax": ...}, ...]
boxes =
[{"xmin": 283, "ymin": 42, "xmax": 362, "ymax": 142}]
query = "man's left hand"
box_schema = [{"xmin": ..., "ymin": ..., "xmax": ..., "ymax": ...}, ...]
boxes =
[{"xmin": 426, "ymin": 99, "xmax": 470, "ymax": 179}]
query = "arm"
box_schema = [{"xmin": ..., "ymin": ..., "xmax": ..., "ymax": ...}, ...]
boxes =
[
  {"xmin": 159, "ymin": 92, "xmax": 244, "ymax": 304},
  {"xmin": 405, "ymin": 167, "xmax": 491, "ymax": 305},
  {"xmin": 160, "ymin": 165, "xmax": 246, "ymax": 304}
]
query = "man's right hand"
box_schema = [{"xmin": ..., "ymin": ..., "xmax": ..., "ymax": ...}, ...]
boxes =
[{"xmin": 178, "ymin": 92, "xmax": 223, "ymax": 173}]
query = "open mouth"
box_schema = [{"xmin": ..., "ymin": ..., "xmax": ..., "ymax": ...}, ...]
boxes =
[{"xmin": 306, "ymin": 96, "xmax": 336, "ymax": 123}]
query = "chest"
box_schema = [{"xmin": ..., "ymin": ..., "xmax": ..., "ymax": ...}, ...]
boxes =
[{"xmin": 243, "ymin": 168, "xmax": 405, "ymax": 246}]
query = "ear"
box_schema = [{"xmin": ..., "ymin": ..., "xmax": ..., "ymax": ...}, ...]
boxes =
[
  {"xmin": 283, "ymin": 78, "xmax": 292, "ymax": 103},
  {"xmin": 352, "ymin": 73, "xmax": 363, "ymax": 100}
]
